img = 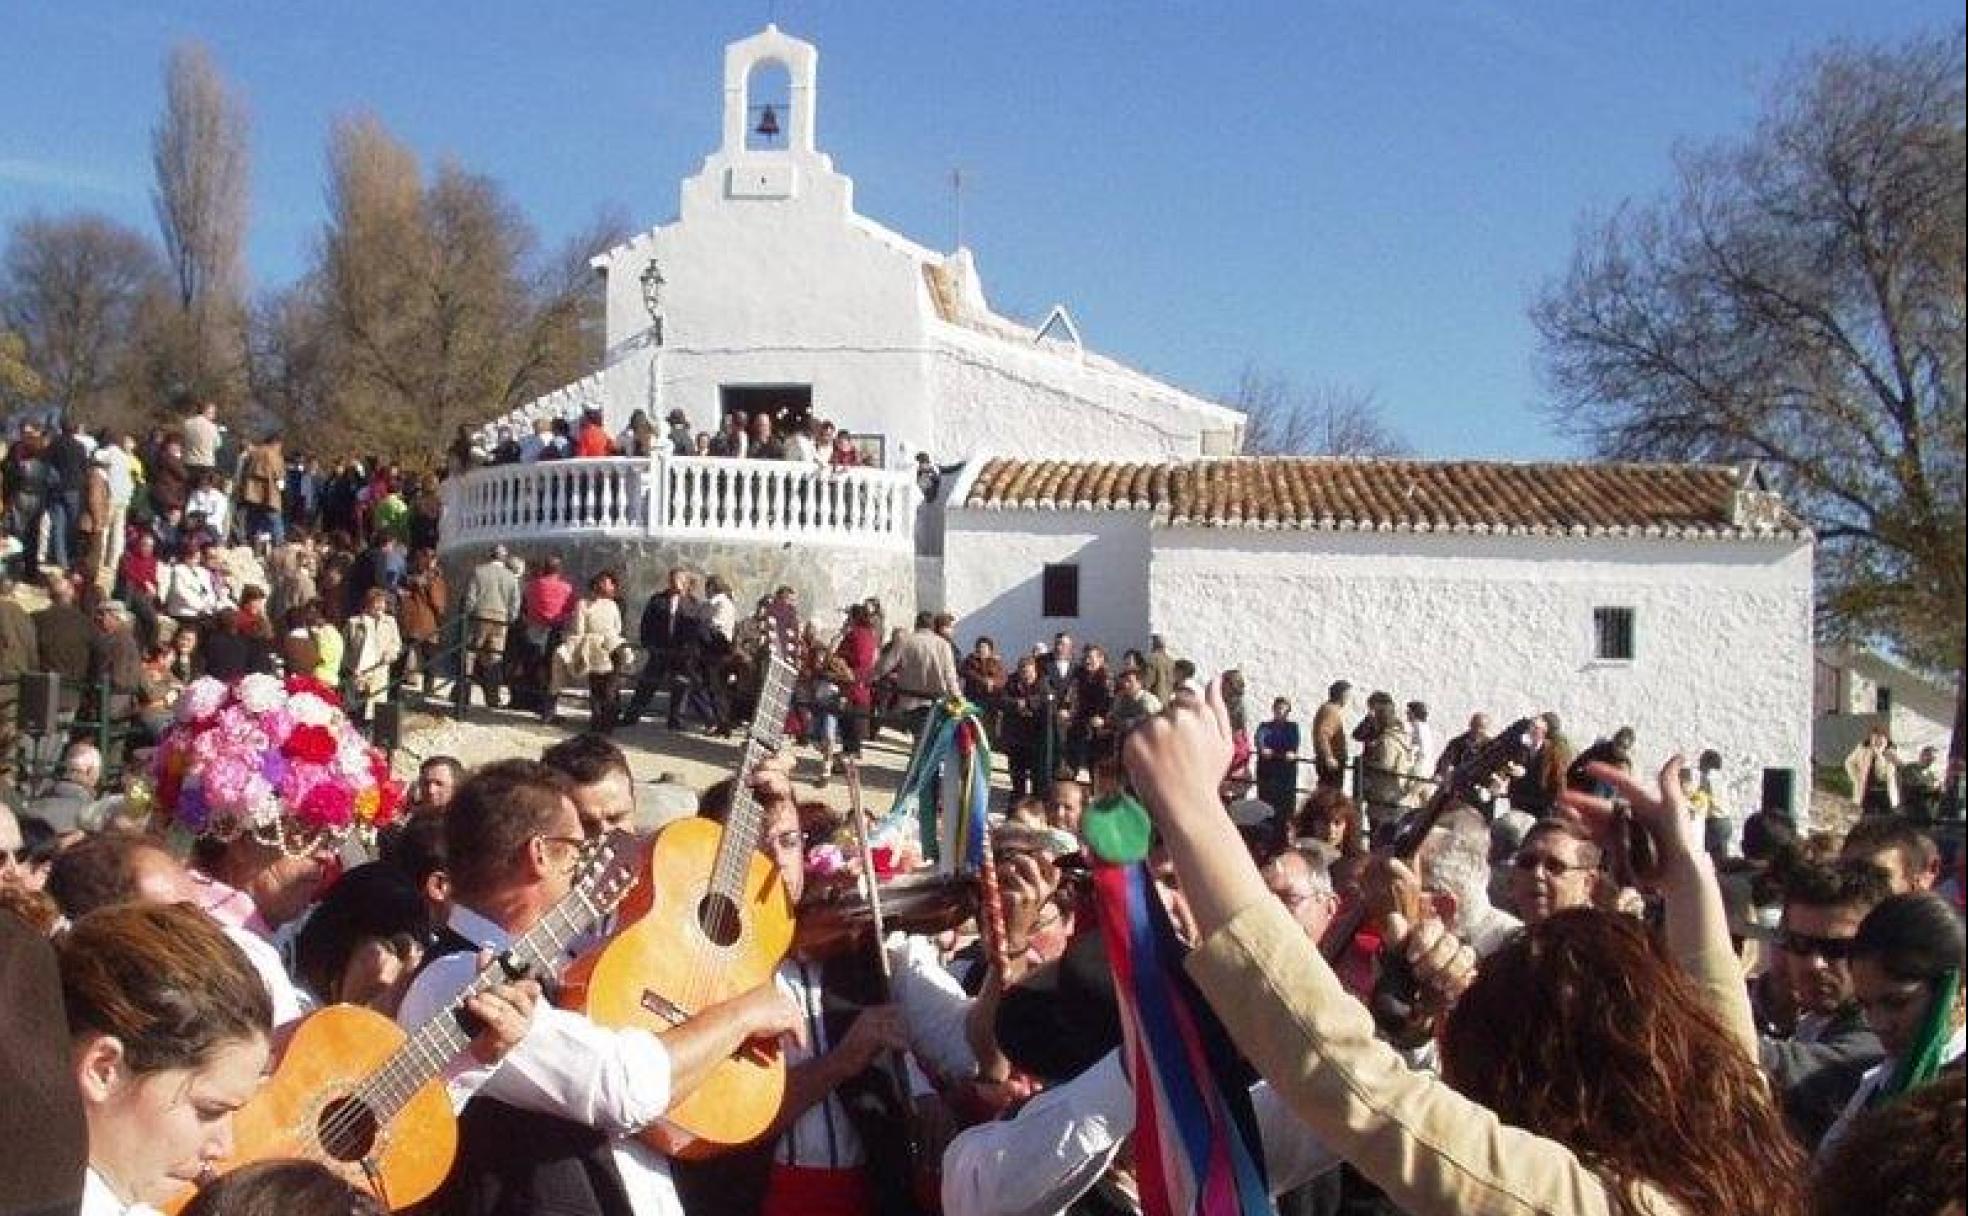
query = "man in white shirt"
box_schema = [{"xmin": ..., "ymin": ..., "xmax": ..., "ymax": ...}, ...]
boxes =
[
  {"xmin": 672, "ymin": 764, "xmax": 973, "ymax": 1215},
  {"xmin": 180, "ymin": 400, "xmax": 221, "ymax": 478},
  {"xmin": 395, "ymin": 760, "xmax": 801, "ymax": 1216},
  {"xmin": 96, "ymin": 434, "xmax": 137, "ymax": 594}
]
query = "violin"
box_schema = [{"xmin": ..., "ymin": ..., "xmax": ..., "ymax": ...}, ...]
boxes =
[{"xmin": 795, "ymin": 870, "xmax": 979, "ymax": 956}]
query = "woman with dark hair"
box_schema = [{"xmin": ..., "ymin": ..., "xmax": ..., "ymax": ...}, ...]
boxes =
[
  {"xmin": 179, "ymin": 1159, "xmax": 384, "ymax": 1216},
  {"xmin": 547, "ymin": 569, "xmax": 626, "ymax": 731},
  {"xmin": 1124, "ymin": 682, "xmax": 1807, "ymax": 1216},
  {"xmin": 831, "ymin": 601, "xmax": 883, "ymax": 764},
  {"xmin": 59, "ymin": 902, "xmax": 274, "ymax": 1215},
  {"xmin": 293, "ymin": 861, "xmax": 431, "ymax": 1013},
  {"xmin": 1811, "ymin": 1069, "xmax": 1964, "ymax": 1216},
  {"xmin": 1820, "ymin": 891, "xmax": 1966, "ymax": 1154}
]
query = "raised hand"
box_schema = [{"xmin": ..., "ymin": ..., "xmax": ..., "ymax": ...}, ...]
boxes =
[
  {"xmin": 1121, "ymin": 678, "xmax": 1235, "ymax": 824},
  {"xmin": 997, "ymin": 851, "xmax": 1059, "ymax": 959},
  {"xmin": 1558, "ymin": 754, "xmax": 1700, "ymax": 887}
]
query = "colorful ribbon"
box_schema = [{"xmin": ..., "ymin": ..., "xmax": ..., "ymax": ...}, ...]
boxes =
[
  {"xmin": 887, "ymin": 698, "xmax": 995, "ymax": 873},
  {"xmin": 1085, "ymin": 793, "xmax": 1272, "ymax": 1216}
]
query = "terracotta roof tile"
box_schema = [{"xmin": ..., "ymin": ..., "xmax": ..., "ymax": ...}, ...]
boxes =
[{"xmin": 957, "ymin": 458, "xmax": 1810, "ymax": 539}]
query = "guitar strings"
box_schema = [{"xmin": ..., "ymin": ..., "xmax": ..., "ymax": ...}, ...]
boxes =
[
  {"xmin": 313, "ymin": 855, "xmax": 617, "ymax": 1157},
  {"xmin": 680, "ymin": 653, "xmax": 791, "ymax": 1020}
]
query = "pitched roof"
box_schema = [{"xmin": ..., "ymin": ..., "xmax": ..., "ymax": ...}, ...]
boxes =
[{"xmin": 955, "ymin": 458, "xmax": 1810, "ymax": 539}]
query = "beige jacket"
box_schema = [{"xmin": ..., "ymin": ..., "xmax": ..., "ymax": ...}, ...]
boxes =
[
  {"xmin": 1187, "ymin": 895, "xmax": 1757, "ymax": 1216},
  {"xmin": 1842, "ymin": 741, "xmax": 1900, "ymax": 808}
]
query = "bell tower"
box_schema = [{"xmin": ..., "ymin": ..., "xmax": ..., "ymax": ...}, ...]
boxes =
[{"xmin": 717, "ymin": 25, "xmax": 820, "ymax": 200}]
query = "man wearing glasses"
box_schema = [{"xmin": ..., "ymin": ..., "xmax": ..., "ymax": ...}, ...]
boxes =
[
  {"xmin": 396, "ymin": 760, "xmax": 801, "ymax": 1216},
  {"xmin": 1506, "ymin": 820, "xmax": 1604, "ymax": 926},
  {"xmin": 1757, "ymin": 858, "xmax": 1890, "ymax": 1151}
]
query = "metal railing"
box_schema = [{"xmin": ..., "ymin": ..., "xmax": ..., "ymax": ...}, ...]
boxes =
[{"xmin": 8, "ymin": 673, "xmax": 141, "ymax": 794}]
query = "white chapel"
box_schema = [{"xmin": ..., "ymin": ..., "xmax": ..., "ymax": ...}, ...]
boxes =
[{"xmin": 448, "ymin": 26, "xmax": 1818, "ymax": 819}]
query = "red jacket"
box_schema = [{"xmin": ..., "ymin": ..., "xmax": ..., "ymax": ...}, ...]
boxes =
[{"xmin": 574, "ymin": 422, "xmax": 616, "ymax": 458}]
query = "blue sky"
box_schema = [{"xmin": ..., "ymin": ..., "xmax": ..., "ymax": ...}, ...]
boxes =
[{"xmin": 4, "ymin": 2, "xmax": 1956, "ymax": 457}]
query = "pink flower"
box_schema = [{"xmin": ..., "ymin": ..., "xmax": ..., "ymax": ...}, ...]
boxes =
[
  {"xmin": 258, "ymin": 707, "xmax": 297, "ymax": 744},
  {"xmin": 300, "ymin": 782, "xmax": 356, "ymax": 830},
  {"xmin": 201, "ymin": 756, "xmax": 259, "ymax": 816},
  {"xmin": 178, "ymin": 678, "xmax": 229, "ymax": 724}
]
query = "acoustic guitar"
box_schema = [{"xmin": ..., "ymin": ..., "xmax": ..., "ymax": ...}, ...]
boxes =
[
  {"xmin": 166, "ymin": 837, "xmax": 638, "ymax": 1212},
  {"xmin": 558, "ymin": 645, "xmax": 800, "ymax": 1156},
  {"xmin": 1319, "ymin": 717, "xmax": 1537, "ymax": 965}
]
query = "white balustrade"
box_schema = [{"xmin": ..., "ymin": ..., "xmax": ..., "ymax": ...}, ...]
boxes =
[{"xmin": 440, "ymin": 455, "xmax": 920, "ymax": 555}]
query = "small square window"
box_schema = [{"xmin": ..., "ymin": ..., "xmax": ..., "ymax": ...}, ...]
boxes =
[
  {"xmin": 1874, "ymin": 686, "xmax": 1893, "ymax": 716},
  {"xmin": 1042, "ymin": 564, "xmax": 1080, "ymax": 619},
  {"xmin": 1593, "ymin": 607, "xmax": 1635, "ymax": 661}
]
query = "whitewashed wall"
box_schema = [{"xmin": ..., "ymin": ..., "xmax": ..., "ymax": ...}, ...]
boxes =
[
  {"xmin": 1812, "ymin": 651, "xmax": 1954, "ymax": 764},
  {"xmin": 1147, "ymin": 528, "xmax": 1816, "ymax": 817},
  {"xmin": 551, "ymin": 26, "xmax": 1244, "ymax": 470},
  {"xmin": 940, "ymin": 508, "xmax": 1153, "ymax": 660},
  {"xmin": 929, "ymin": 332, "xmax": 1235, "ymax": 464}
]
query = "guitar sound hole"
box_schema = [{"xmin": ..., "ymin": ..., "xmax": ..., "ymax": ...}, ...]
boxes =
[
  {"xmin": 697, "ymin": 892, "xmax": 742, "ymax": 948},
  {"xmin": 318, "ymin": 1095, "xmax": 379, "ymax": 1162}
]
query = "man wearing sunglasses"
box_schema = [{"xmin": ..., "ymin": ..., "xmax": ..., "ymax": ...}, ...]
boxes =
[{"xmin": 1757, "ymin": 858, "xmax": 1890, "ymax": 1150}]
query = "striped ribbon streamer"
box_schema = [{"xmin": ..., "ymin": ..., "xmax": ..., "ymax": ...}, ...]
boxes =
[
  {"xmin": 886, "ymin": 698, "xmax": 994, "ymax": 873},
  {"xmin": 1087, "ymin": 795, "xmax": 1272, "ymax": 1216}
]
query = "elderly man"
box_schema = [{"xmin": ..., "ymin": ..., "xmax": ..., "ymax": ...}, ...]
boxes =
[
  {"xmin": 1263, "ymin": 845, "xmax": 1341, "ymax": 943},
  {"xmin": 86, "ymin": 599, "xmax": 143, "ymax": 725},
  {"xmin": 26, "ymin": 739, "xmax": 103, "ymax": 836},
  {"xmin": 869, "ymin": 611, "xmax": 962, "ymax": 729},
  {"xmin": 463, "ymin": 543, "xmax": 522, "ymax": 708}
]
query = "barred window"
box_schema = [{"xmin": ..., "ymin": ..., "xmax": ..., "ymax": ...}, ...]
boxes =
[
  {"xmin": 1593, "ymin": 607, "xmax": 1635, "ymax": 661},
  {"xmin": 1042, "ymin": 564, "xmax": 1080, "ymax": 619}
]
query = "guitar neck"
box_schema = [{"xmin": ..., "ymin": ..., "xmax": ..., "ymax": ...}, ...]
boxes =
[
  {"xmin": 708, "ymin": 652, "xmax": 798, "ymax": 895},
  {"xmin": 356, "ymin": 879, "xmax": 613, "ymax": 1123}
]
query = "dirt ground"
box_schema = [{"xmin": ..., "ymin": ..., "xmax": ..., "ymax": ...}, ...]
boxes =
[{"xmin": 394, "ymin": 698, "xmax": 925, "ymax": 818}]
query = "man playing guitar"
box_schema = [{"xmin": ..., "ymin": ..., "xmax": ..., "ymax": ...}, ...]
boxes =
[
  {"xmin": 674, "ymin": 767, "xmax": 972, "ymax": 1216},
  {"xmin": 395, "ymin": 760, "xmax": 802, "ymax": 1216}
]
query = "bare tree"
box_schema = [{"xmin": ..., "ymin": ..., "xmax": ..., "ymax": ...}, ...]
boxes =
[
  {"xmin": 150, "ymin": 42, "xmax": 250, "ymax": 404},
  {"xmin": 1232, "ymin": 363, "xmax": 1411, "ymax": 457},
  {"xmin": 245, "ymin": 277, "xmax": 333, "ymax": 436},
  {"xmin": 304, "ymin": 114, "xmax": 616, "ymax": 458},
  {"xmin": 1534, "ymin": 29, "xmax": 1966, "ymax": 759},
  {"xmin": 0, "ymin": 213, "xmax": 164, "ymax": 428}
]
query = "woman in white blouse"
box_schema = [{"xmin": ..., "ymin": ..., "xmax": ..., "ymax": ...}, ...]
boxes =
[
  {"xmin": 548, "ymin": 569, "xmax": 628, "ymax": 731},
  {"xmin": 58, "ymin": 902, "xmax": 272, "ymax": 1216}
]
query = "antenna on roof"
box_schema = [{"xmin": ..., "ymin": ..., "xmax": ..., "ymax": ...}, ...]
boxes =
[{"xmin": 950, "ymin": 166, "xmax": 967, "ymax": 250}]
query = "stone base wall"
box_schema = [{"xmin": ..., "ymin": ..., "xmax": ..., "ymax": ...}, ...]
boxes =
[{"xmin": 442, "ymin": 536, "xmax": 917, "ymax": 632}]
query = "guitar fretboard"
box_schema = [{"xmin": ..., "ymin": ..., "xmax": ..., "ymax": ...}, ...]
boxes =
[
  {"xmin": 352, "ymin": 858, "xmax": 618, "ymax": 1123},
  {"xmin": 706, "ymin": 651, "xmax": 798, "ymax": 905}
]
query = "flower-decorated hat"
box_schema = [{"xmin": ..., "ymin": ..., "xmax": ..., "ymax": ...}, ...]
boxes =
[{"xmin": 150, "ymin": 673, "xmax": 405, "ymax": 854}]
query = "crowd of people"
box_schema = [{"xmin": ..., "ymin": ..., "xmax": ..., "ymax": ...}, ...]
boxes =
[
  {"xmin": 456, "ymin": 406, "xmax": 886, "ymax": 472},
  {"xmin": 4, "ymin": 402, "xmax": 1966, "ymax": 1216},
  {"xmin": 3, "ymin": 660, "xmax": 1963, "ymax": 1216}
]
